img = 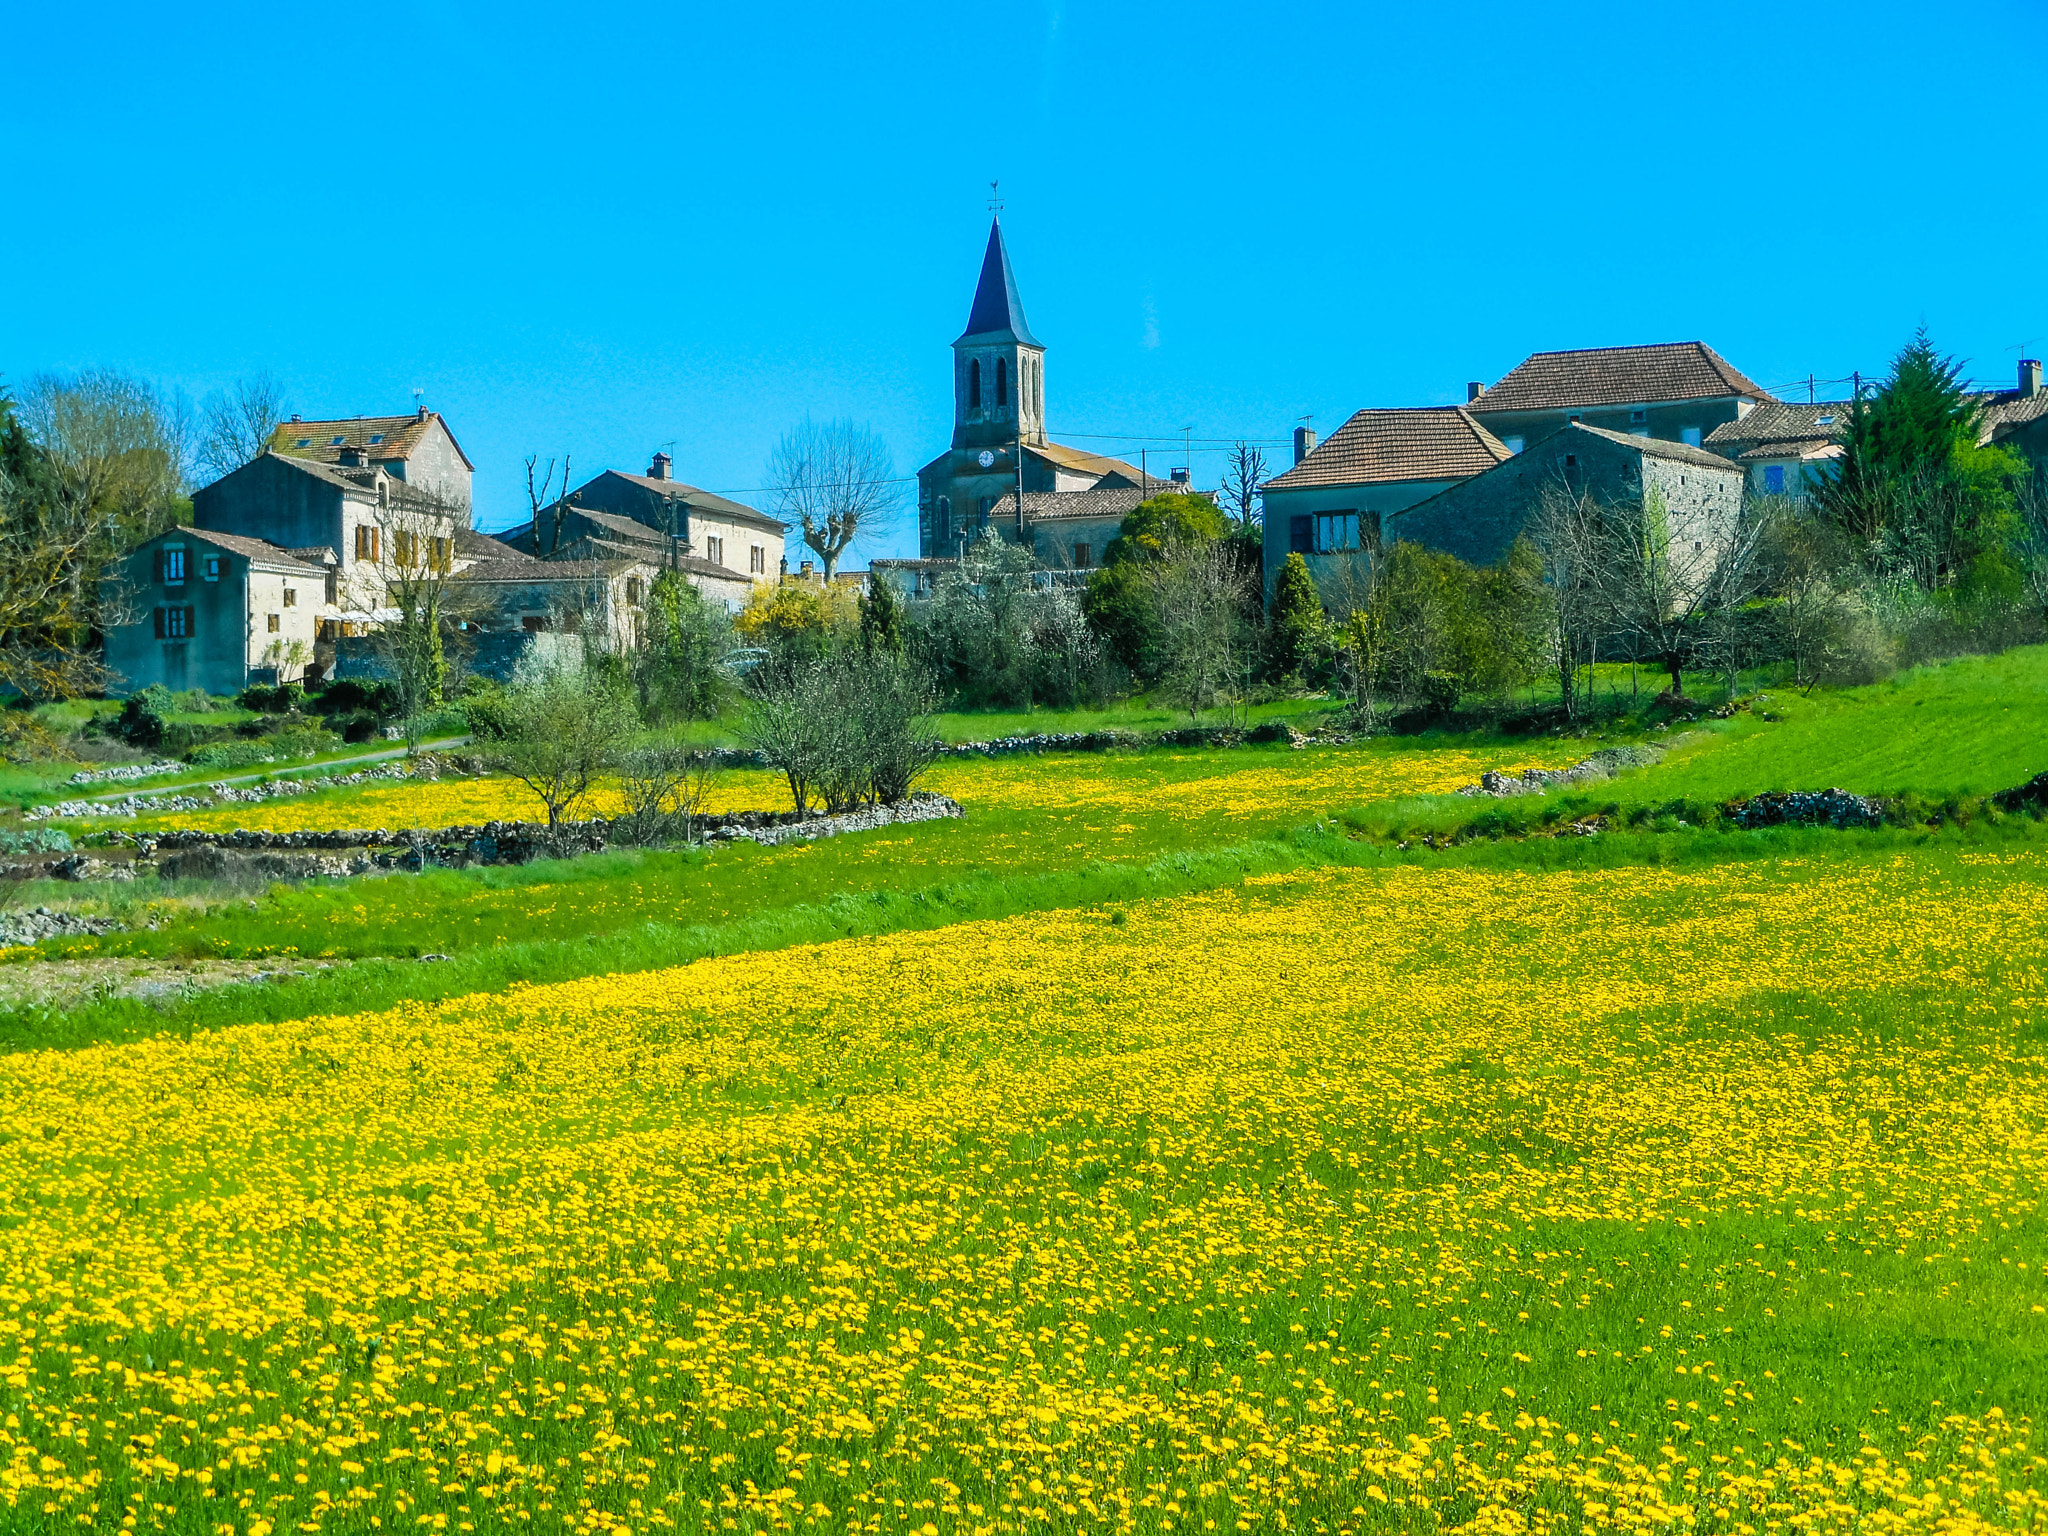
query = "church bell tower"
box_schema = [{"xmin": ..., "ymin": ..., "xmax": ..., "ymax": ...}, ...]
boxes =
[{"xmin": 952, "ymin": 217, "xmax": 1046, "ymax": 451}]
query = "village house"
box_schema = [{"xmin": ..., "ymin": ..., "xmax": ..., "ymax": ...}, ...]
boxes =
[
  {"xmin": 1260, "ymin": 409, "xmax": 1511, "ymax": 598},
  {"xmin": 1389, "ymin": 422, "xmax": 1746, "ymax": 568},
  {"xmin": 1466, "ymin": 342, "xmax": 1774, "ymax": 454},
  {"xmin": 105, "ymin": 527, "xmax": 323, "ymax": 696},
  {"xmin": 1703, "ymin": 401, "xmax": 1849, "ymax": 497}
]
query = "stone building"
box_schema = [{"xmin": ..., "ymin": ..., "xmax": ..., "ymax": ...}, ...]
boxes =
[
  {"xmin": 497, "ymin": 452, "xmax": 783, "ymax": 607},
  {"xmin": 915, "ymin": 218, "xmax": 1176, "ymax": 567},
  {"xmin": 1389, "ymin": 422, "xmax": 1747, "ymax": 567},
  {"xmin": 1260, "ymin": 408, "xmax": 1511, "ymax": 598},
  {"xmin": 266, "ymin": 408, "xmax": 474, "ymax": 514},
  {"xmin": 105, "ymin": 527, "xmax": 323, "ymax": 696},
  {"xmin": 1702, "ymin": 401, "xmax": 1850, "ymax": 498},
  {"xmin": 1466, "ymin": 342, "xmax": 1774, "ymax": 454}
]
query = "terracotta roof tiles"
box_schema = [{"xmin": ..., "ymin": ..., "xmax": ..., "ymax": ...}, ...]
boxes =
[
  {"xmin": 1471, "ymin": 343, "xmax": 1774, "ymax": 415},
  {"xmin": 1265, "ymin": 407, "xmax": 1511, "ymax": 491}
]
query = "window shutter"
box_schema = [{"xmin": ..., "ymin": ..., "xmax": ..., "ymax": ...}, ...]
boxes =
[
  {"xmin": 1288, "ymin": 516, "xmax": 1313, "ymax": 555},
  {"xmin": 153, "ymin": 607, "xmax": 165, "ymax": 640},
  {"xmin": 153, "ymin": 549, "xmax": 163, "ymax": 584}
]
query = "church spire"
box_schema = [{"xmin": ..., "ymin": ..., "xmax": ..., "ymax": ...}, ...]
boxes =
[{"xmin": 956, "ymin": 217, "xmax": 1042, "ymax": 348}]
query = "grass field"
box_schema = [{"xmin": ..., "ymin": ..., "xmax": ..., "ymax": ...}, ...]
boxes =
[{"xmin": 2, "ymin": 847, "xmax": 2045, "ymax": 1534}]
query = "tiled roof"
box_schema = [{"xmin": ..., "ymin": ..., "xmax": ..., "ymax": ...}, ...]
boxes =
[
  {"xmin": 1738, "ymin": 440, "xmax": 1844, "ymax": 462},
  {"xmin": 1974, "ymin": 389, "xmax": 2048, "ymax": 441},
  {"xmin": 1029, "ymin": 442, "xmax": 1149, "ymax": 483},
  {"xmin": 173, "ymin": 526, "xmax": 321, "ymax": 572},
  {"xmin": 456, "ymin": 529, "xmax": 530, "ymax": 561},
  {"xmin": 1266, "ymin": 407, "xmax": 1510, "ymax": 491},
  {"xmin": 268, "ymin": 411, "xmax": 474, "ymax": 472},
  {"xmin": 584, "ymin": 471, "xmax": 784, "ymax": 533},
  {"xmin": 1472, "ymin": 343, "xmax": 1774, "ymax": 415},
  {"xmin": 1703, "ymin": 401, "xmax": 1850, "ymax": 449},
  {"xmin": 257, "ymin": 449, "xmax": 383, "ymax": 495},
  {"xmin": 1017, "ymin": 487, "xmax": 1154, "ymax": 522},
  {"xmin": 1571, "ymin": 422, "xmax": 1746, "ymax": 471},
  {"xmin": 285, "ymin": 544, "xmax": 338, "ymax": 566},
  {"xmin": 462, "ymin": 557, "xmax": 650, "ymax": 583},
  {"xmin": 872, "ymin": 558, "xmax": 959, "ymax": 570}
]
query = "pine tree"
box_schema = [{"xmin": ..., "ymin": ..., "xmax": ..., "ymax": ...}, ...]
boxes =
[
  {"xmin": 859, "ymin": 573, "xmax": 905, "ymax": 655},
  {"xmin": 1266, "ymin": 552, "xmax": 1324, "ymax": 682}
]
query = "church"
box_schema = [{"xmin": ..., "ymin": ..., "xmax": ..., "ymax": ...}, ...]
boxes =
[{"xmin": 915, "ymin": 218, "xmax": 1175, "ymax": 571}]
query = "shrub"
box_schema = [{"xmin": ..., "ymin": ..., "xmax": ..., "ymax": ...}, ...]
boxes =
[
  {"xmin": 236, "ymin": 682, "xmax": 307, "ymax": 714},
  {"xmin": 186, "ymin": 740, "xmax": 277, "ymax": 770},
  {"xmin": 0, "ymin": 828, "xmax": 73, "ymax": 855},
  {"xmin": 310, "ymin": 679, "xmax": 402, "ymax": 719},
  {"xmin": 116, "ymin": 685, "xmax": 176, "ymax": 749},
  {"xmin": 610, "ymin": 746, "xmax": 718, "ymax": 847},
  {"xmin": 0, "ymin": 712, "xmax": 64, "ymax": 764}
]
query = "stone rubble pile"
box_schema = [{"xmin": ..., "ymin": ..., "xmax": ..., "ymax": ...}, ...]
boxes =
[
  {"xmin": 1723, "ymin": 788, "xmax": 1887, "ymax": 830},
  {"xmin": 0, "ymin": 907, "xmax": 124, "ymax": 947},
  {"xmin": 1459, "ymin": 745, "xmax": 1662, "ymax": 798},
  {"xmin": 66, "ymin": 761, "xmax": 187, "ymax": 786}
]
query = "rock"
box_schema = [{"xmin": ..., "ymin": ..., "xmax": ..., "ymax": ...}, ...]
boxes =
[
  {"xmin": 1723, "ymin": 788, "xmax": 1887, "ymax": 830},
  {"xmin": 0, "ymin": 907, "xmax": 124, "ymax": 946},
  {"xmin": 48, "ymin": 855, "xmax": 134, "ymax": 882},
  {"xmin": 1459, "ymin": 745, "xmax": 1662, "ymax": 798}
]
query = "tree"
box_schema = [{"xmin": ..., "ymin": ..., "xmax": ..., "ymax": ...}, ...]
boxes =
[
  {"xmin": 524, "ymin": 452, "xmax": 575, "ymax": 556},
  {"xmin": 1527, "ymin": 481, "xmax": 1609, "ymax": 718},
  {"xmin": 1220, "ymin": 441, "xmax": 1267, "ymax": 532},
  {"xmin": 1082, "ymin": 492, "xmax": 1232, "ymax": 684},
  {"xmin": 372, "ymin": 483, "xmax": 478, "ymax": 748},
  {"xmin": 859, "ymin": 572, "xmax": 905, "ymax": 656},
  {"xmin": 1149, "ymin": 531, "xmax": 1253, "ymax": 724},
  {"xmin": 3, "ymin": 372, "xmax": 189, "ymax": 697},
  {"xmin": 637, "ymin": 569, "xmax": 731, "ymax": 721},
  {"xmin": 195, "ymin": 373, "xmax": 290, "ymax": 485},
  {"xmin": 1101, "ymin": 492, "xmax": 1228, "ymax": 564},
  {"xmin": 475, "ymin": 652, "xmax": 636, "ymax": 827},
  {"xmin": 1266, "ymin": 552, "xmax": 1324, "ymax": 682},
  {"xmin": 734, "ymin": 579, "xmax": 855, "ymax": 663},
  {"xmin": 768, "ymin": 418, "xmax": 897, "ymax": 582},
  {"xmin": 1594, "ymin": 479, "xmax": 1770, "ymax": 697}
]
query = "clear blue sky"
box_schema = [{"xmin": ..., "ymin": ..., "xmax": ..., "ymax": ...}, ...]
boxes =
[{"xmin": 8, "ymin": 1, "xmax": 2046, "ymax": 552}]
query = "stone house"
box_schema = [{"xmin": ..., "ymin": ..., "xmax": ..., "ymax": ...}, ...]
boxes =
[
  {"xmin": 1467, "ymin": 342, "xmax": 1774, "ymax": 454},
  {"xmin": 267, "ymin": 408, "xmax": 474, "ymax": 515},
  {"xmin": 499, "ymin": 453, "xmax": 784, "ymax": 603},
  {"xmin": 1972, "ymin": 358, "xmax": 2048, "ymax": 474},
  {"xmin": 105, "ymin": 527, "xmax": 322, "ymax": 696},
  {"xmin": 1703, "ymin": 401, "xmax": 1849, "ymax": 498},
  {"xmin": 1260, "ymin": 408, "xmax": 1511, "ymax": 599},
  {"xmin": 1389, "ymin": 422, "xmax": 1747, "ymax": 568}
]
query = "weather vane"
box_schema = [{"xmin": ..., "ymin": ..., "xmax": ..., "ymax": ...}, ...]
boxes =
[{"xmin": 988, "ymin": 180, "xmax": 1003, "ymax": 215}]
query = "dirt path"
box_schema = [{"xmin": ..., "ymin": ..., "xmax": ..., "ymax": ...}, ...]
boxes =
[{"xmin": 0, "ymin": 953, "xmax": 346, "ymax": 1012}]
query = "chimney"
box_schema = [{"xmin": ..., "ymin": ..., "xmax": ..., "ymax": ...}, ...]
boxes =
[
  {"xmin": 2023, "ymin": 359, "xmax": 2043, "ymax": 399},
  {"xmin": 800, "ymin": 559, "xmax": 814, "ymax": 578},
  {"xmin": 289, "ymin": 413, "xmax": 302, "ymax": 423},
  {"xmin": 1169, "ymin": 466, "xmax": 1190, "ymax": 485},
  {"xmin": 649, "ymin": 451, "xmax": 673, "ymax": 481},
  {"xmin": 416, "ymin": 404, "xmax": 430, "ymax": 422},
  {"xmin": 1466, "ymin": 382, "xmax": 1484, "ymax": 403},
  {"xmin": 337, "ymin": 442, "xmax": 369, "ymax": 467},
  {"xmin": 1293, "ymin": 425, "xmax": 1317, "ymax": 464}
]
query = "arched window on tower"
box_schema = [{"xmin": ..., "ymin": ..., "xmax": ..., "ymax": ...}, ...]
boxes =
[
  {"xmin": 936, "ymin": 496, "xmax": 951, "ymax": 547},
  {"xmin": 968, "ymin": 359, "xmax": 981, "ymax": 411},
  {"xmin": 997, "ymin": 357, "xmax": 1008, "ymax": 410}
]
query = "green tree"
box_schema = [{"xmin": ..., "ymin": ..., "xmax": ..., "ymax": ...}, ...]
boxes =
[
  {"xmin": 1266, "ymin": 552, "xmax": 1324, "ymax": 682},
  {"xmin": 858, "ymin": 573, "xmax": 905, "ymax": 656},
  {"xmin": 1083, "ymin": 493, "xmax": 1233, "ymax": 683},
  {"xmin": 1101, "ymin": 492, "xmax": 1228, "ymax": 565},
  {"xmin": 638, "ymin": 570, "xmax": 731, "ymax": 722}
]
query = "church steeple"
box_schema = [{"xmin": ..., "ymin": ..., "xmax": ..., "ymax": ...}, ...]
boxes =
[
  {"xmin": 956, "ymin": 218, "xmax": 1042, "ymax": 347},
  {"xmin": 952, "ymin": 216, "xmax": 1046, "ymax": 450}
]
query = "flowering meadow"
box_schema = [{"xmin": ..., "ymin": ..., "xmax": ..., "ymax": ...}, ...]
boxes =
[
  {"xmin": 3, "ymin": 849, "xmax": 2046, "ymax": 1534},
  {"xmin": 124, "ymin": 744, "xmax": 1541, "ymax": 838}
]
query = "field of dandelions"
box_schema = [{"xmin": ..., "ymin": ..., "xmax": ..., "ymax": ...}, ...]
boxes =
[{"xmin": 3, "ymin": 825, "xmax": 2047, "ymax": 1534}]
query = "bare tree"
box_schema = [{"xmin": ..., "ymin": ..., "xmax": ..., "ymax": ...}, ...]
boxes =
[
  {"xmin": 1220, "ymin": 441, "xmax": 1267, "ymax": 532},
  {"xmin": 1595, "ymin": 480, "xmax": 1770, "ymax": 698},
  {"xmin": 1527, "ymin": 480, "xmax": 1609, "ymax": 719},
  {"xmin": 195, "ymin": 373, "xmax": 290, "ymax": 484},
  {"xmin": 524, "ymin": 453, "xmax": 575, "ymax": 556},
  {"xmin": 372, "ymin": 483, "xmax": 484, "ymax": 748},
  {"xmin": 3, "ymin": 372, "xmax": 188, "ymax": 697},
  {"xmin": 1148, "ymin": 533, "xmax": 1254, "ymax": 724},
  {"xmin": 477, "ymin": 651, "xmax": 637, "ymax": 828},
  {"xmin": 768, "ymin": 418, "xmax": 897, "ymax": 582}
]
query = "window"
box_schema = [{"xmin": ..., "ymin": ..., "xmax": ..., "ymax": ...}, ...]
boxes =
[
  {"xmin": 1073, "ymin": 542, "xmax": 1091, "ymax": 569},
  {"xmin": 294, "ymin": 437, "xmax": 311, "ymax": 448},
  {"xmin": 1764, "ymin": 464, "xmax": 1786, "ymax": 494},
  {"xmin": 330, "ymin": 435, "xmax": 346, "ymax": 446},
  {"xmin": 706, "ymin": 535, "xmax": 725, "ymax": 565},
  {"xmin": 161, "ymin": 546, "xmax": 187, "ymax": 584},
  {"xmin": 1361, "ymin": 509, "xmax": 1384, "ymax": 552},
  {"xmin": 368, "ymin": 433, "xmax": 384, "ymax": 445},
  {"xmin": 750, "ymin": 544, "xmax": 765, "ymax": 574},
  {"xmin": 1314, "ymin": 511, "xmax": 1358, "ymax": 554},
  {"xmin": 1504, "ymin": 436, "xmax": 1525, "ymax": 455},
  {"xmin": 1568, "ymin": 414, "xmax": 1582, "ymax": 425},
  {"xmin": 626, "ymin": 576, "xmax": 644, "ymax": 604},
  {"xmin": 1629, "ymin": 408, "xmax": 1647, "ymax": 425},
  {"xmin": 431, "ymin": 536, "xmax": 450, "ymax": 572},
  {"xmin": 267, "ymin": 613, "xmax": 281, "ymax": 633},
  {"xmin": 202, "ymin": 555, "xmax": 221, "ymax": 582},
  {"xmin": 1681, "ymin": 427, "xmax": 1702, "ymax": 447},
  {"xmin": 355, "ymin": 525, "xmax": 380, "ymax": 562},
  {"xmin": 1816, "ymin": 414, "xmax": 1836, "ymax": 427},
  {"xmin": 968, "ymin": 359, "xmax": 981, "ymax": 410},
  {"xmin": 1563, "ymin": 454, "xmax": 1579, "ymax": 469},
  {"xmin": 1288, "ymin": 515, "xmax": 1314, "ymax": 555},
  {"xmin": 935, "ymin": 497, "xmax": 951, "ymax": 546},
  {"xmin": 154, "ymin": 606, "xmax": 193, "ymax": 639},
  {"xmin": 283, "ymin": 587, "xmax": 297, "ymax": 607},
  {"xmin": 997, "ymin": 357, "xmax": 1008, "ymax": 409},
  {"xmin": 324, "ymin": 571, "xmax": 339, "ymax": 605}
]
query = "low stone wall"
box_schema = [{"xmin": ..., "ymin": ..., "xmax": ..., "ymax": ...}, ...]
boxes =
[
  {"xmin": 1723, "ymin": 789, "xmax": 1887, "ymax": 830},
  {"xmin": 1458, "ymin": 745, "xmax": 1663, "ymax": 798}
]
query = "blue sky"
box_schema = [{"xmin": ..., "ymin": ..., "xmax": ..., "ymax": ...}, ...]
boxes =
[{"xmin": 8, "ymin": 1, "xmax": 2046, "ymax": 552}]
